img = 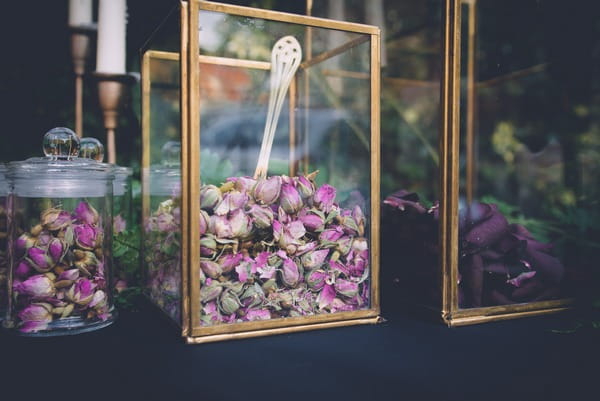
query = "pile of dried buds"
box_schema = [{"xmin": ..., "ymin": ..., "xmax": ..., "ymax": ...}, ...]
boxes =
[
  {"xmin": 11, "ymin": 201, "xmax": 110, "ymax": 333},
  {"xmin": 145, "ymin": 172, "xmax": 370, "ymax": 325}
]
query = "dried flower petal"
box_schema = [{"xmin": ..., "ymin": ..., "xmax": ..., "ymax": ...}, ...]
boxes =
[
  {"xmin": 314, "ymin": 184, "xmax": 336, "ymax": 213},
  {"xmin": 74, "ymin": 201, "xmax": 99, "ymax": 225}
]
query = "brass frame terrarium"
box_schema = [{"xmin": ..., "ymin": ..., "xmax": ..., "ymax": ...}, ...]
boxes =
[
  {"xmin": 141, "ymin": 1, "xmax": 381, "ymax": 343},
  {"xmin": 438, "ymin": 0, "xmax": 573, "ymax": 326}
]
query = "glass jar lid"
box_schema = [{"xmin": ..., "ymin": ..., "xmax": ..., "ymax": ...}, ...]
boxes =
[
  {"xmin": 8, "ymin": 128, "xmax": 114, "ymax": 198},
  {"xmin": 148, "ymin": 141, "xmax": 181, "ymax": 197}
]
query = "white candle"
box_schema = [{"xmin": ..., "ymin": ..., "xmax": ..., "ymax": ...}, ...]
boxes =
[
  {"xmin": 96, "ymin": 0, "xmax": 127, "ymax": 74},
  {"xmin": 69, "ymin": 0, "xmax": 93, "ymax": 26}
]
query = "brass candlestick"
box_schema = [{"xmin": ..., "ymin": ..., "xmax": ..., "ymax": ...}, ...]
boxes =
[
  {"xmin": 70, "ymin": 24, "xmax": 96, "ymax": 137},
  {"xmin": 93, "ymin": 73, "xmax": 137, "ymax": 164}
]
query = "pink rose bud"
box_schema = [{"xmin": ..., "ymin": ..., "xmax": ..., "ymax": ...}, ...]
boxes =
[
  {"xmin": 199, "ymin": 210, "xmax": 210, "ymax": 235},
  {"xmin": 248, "ymin": 205, "xmax": 274, "ymax": 229},
  {"xmin": 298, "ymin": 213, "xmax": 324, "ymax": 232},
  {"xmin": 48, "ymin": 238, "xmax": 67, "ymax": 264},
  {"xmin": 217, "ymin": 253, "xmax": 243, "ymax": 274},
  {"xmin": 18, "ymin": 303, "xmax": 53, "ymax": 322},
  {"xmin": 201, "ymin": 260, "xmax": 223, "ymax": 279},
  {"xmin": 280, "ymin": 184, "xmax": 303, "ymax": 214},
  {"xmin": 88, "ymin": 290, "xmax": 107, "ymax": 309},
  {"xmin": 314, "ymin": 184, "xmax": 336, "ymax": 213},
  {"xmin": 212, "ymin": 215, "xmax": 233, "ymax": 239},
  {"xmin": 26, "ymin": 247, "xmax": 54, "ymax": 273},
  {"xmin": 14, "ymin": 260, "xmax": 33, "ymax": 278},
  {"xmin": 227, "ymin": 176, "xmax": 257, "ymax": 193},
  {"xmin": 200, "ymin": 185, "xmax": 222, "ymax": 210},
  {"xmin": 41, "ymin": 208, "xmax": 72, "ymax": 231},
  {"xmin": 280, "ymin": 258, "xmax": 302, "ymax": 288},
  {"xmin": 200, "ymin": 281, "xmax": 223, "ymax": 303},
  {"xmin": 74, "ymin": 201, "xmax": 99, "ymax": 224},
  {"xmin": 301, "ymin": 249, "xmax": 329, "ymax": 270},
  {"xmin": 229, "ymin": 209, "xmax": 253, "ymax": 238},
  {"xmin": 253, "ymin": 176, "xmax": 282, "ymax": 205},
  {"xmin": 319, "ymin": 226, "xmax": 344, "ymax": 243},
  {"xmin": 305, "ymin": 269, "xmax": 328, "ymax": 291},
  {"xmin": 16, "ymin": 233, "xmax": 35, "ymax": 251},
  {"xmin": 334, "ymin": 278, "xmax": 359, "ymax": 298},
  {"xmin": 336, "ymin": 236, "xmax": 353, "ymax": 255},
  {"xmin": 67, "ymin": 278, "xmax": 96, "ymax": 305},
  {"xmin": 296, "ymin": 175, "xmax": 315, "ymax": 198},
  {"xmin": 74, "ymin": 224, "xmax": 97, "ymax": 250},
  {"xmin": 200, "ymin": 235, "xmax": 217, "ymax": 257},
  {"xmin": 318, "ymin": 283, "xmax": 336, "ymax": 310},
  {"xmin": 18, "ymin": 274, "xmax": 56, "ymax": 297}
]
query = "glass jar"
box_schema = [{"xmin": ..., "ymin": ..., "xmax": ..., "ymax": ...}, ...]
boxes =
[
  {"xmin": 3, "ymin": 128, "xmax": 116, "ymax": 335},
  {"xmin": 0, "ymin": 164, "xmax": 8, "ymax": 320}
]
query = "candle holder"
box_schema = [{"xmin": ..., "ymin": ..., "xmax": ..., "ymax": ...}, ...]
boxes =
[
  {"xmin": 70, "ymin": 24, "xmax": 97, "ymax": 137},
  {"xmin": 93, "ymin": 72, "xmax": 137, "ymax": 164}
]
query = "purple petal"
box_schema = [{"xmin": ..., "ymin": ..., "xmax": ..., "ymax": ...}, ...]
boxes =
[
  {"xmin": 314, "ymin": 184, "xmax": 336, "ymax": 213},
  {"xmin": 318, "ymin": 284, "xmax": 336, "ymax": 309},
  {"xmin": 74, "ymin": 201, "xmax": 98, "ymax": 224},
  {"xmin": 507, "ymin": 271, "xmax": 537, "ymax": 287}
]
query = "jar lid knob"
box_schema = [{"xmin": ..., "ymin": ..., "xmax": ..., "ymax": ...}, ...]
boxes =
[
  {"xmin": 79, "ymin": 137, "xmax": 105, "ymax": 162},
  {"xmin": 42, "ymin": 127, "xmax": 80, "ymax": 160}
]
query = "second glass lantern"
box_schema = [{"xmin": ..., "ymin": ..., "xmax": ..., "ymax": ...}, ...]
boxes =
[{"xmin": 141, "ymin": 1, "xmax": 381, "ymax": 343}]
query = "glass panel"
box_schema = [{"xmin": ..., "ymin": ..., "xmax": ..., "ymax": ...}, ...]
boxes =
[
  {"xmin": 142, "ymin": 9, "xmax": 182, "ymax": 324},
  {"xmin": 458, "ymin": 0, "xmax": 600, "ymax": 308},
  {"xmin": 311, "ymin": 0, "xmax": 444, "ymax": 311},
  {"xmin": 196, "ymin": 9, "xmax": 373, "ymax": 326}
]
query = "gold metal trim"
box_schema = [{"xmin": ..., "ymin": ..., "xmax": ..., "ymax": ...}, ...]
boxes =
[
  {"xmin": 197, "ymin": 0, "xmax": 379, "ymax": 34},
  {"xmin": 464, "ymin": 0, "xmax": 477, "ymax": 203},
  {"xmin": 145, "ymin": 50, "xmax": 180, "ymax": 61},
  {"xmin": 370, "ymin": 30, "xmax": 381, "ymax": 313},
  {"xmin": 447, "ymin": 305, "xmax": 572, "ymax": 326},
  {"xmin": 299, "ymin": 36, "xmax": 370, "ymax": 70},
  {"xmin": 440, "ymin": 0, "xmax": 462, "ymax": 320},
  {"xmin": 187, "ymin": 0, "xmax": 202, "ymax": 333},
  {"xmin": 186, "ymin": 316, "xmax": 382, "ymax": 344},
  {"xmin": 180, "ymin": 0, "xmax": 191, "ymax": 336},
  {"xmin": 141, "ymin": 52, "xmax": 151, "ymax": 226},
  {"xmin": 191, "ymin": 309, "xmax": 380, "ymax": 337}
]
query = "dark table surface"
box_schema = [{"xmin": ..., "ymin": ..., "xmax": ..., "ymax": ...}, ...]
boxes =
[{"xmin": 1, "ymin": 302, "xmax": 598, "ymax": 401}]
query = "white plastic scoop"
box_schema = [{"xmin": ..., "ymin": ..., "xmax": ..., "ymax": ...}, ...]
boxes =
[{"xmin": 254, "ymin": 35, "xmax": 302, "ymax": 179}]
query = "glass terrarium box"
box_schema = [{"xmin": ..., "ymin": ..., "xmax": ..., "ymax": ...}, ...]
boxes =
[
  {"xmin": 382, "ymin": 0, "xmax": 599, "ymax": 325},
  {"xmin": 141, "ymin": 1, "xmax": 381, "ymax": 343}
]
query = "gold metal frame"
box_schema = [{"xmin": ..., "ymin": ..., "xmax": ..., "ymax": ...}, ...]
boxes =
[
  {"xmin": 142, "ymin": 0, "xmax": 381, "ymax": 342},
  {"xmin": 440, "ymin": 0, "xmax": 573, "ymax": 326}
]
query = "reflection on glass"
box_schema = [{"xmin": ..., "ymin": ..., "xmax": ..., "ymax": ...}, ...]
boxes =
[{"xmin": 457, "ymin": 0, "xmax": 600, "ymax": 308}]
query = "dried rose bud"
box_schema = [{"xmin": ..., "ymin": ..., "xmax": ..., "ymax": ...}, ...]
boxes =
[
  {"xmin": 199, "ymin": 209, "xmax": 210, "ymax": 235},
  {"xmin": 228, "ymin": 176, "xmax": 257, "ymax": 193},
  {"xmin": 18, "ymin": 303, "xmax": 53, "ymax": 323},
  {"xmin": 66, "ymin": 278, "xmax": 96, "ymax": 305},
  {"xmin": 261, "ymin": 278, "xmax": 278, "ymax": 293},
  {"xmin": 240, "ymin": 283, "xmax": 265, "ymax": 308},
  {"xmin": 48, "ymin": 238, "xmax": 68, "ymax": 264},
  {"xmin": 113, "ymin": 214, "xmax": 127, "ymax": 234},
  {"xmin": 248, "ymin": 204, "xmax": 274, "ymax": 229},
  {"xmin": 16, "ymin": 233, "xmax": 35, "ymax": 251},
  {"xmin": 200, "ymin": 235, "xmax": 217, "ymax": 257},
  {"xmin": 280, "ymin": 184, "xmax": 303, "ymax": 214},
  {"xmin": 200, "ymin": 185, "xmax": 222, "ymax": 210},
  {"xmin": 230, "ymin": 209, "xmax": 253, "ymax": 238},
  {"xmin": 15, "ymin": 260, "xmax": 33, "ymax": 278},
  {"xmin": 296, "ymin": 175, "xmax": 315, "ymax": 198},
  {"xmin": 212, "ymin": 215, "xmax": 233, "ymax": 239},
  {"xmin": 305, "ymin": 269, "xmax": 328, "ymax": 291},
  {"xmin": 318, "ymin": 283, "xmax": 336, "ymax": 310},
  {"xmin": 243, "ymin": 308, "xmax": 271, "ymax": 321},
  {"xmin": 17, "ymin": 274, "xmax": 56, "ymax": 297},
  {"xmin": 334, "ymin": 279, "xmax": 359, "ymax": 298},
  {"xmin": 314, "ymin": 184, "xmax": 336, "ymax": 213},
  {"xmin": 26, "ymin": 247, "xmax": 54, "ymax": 273},
  {"xmin": 73, "ymin": 251, "xmax": 99, "ymax": 275},
  {"xmin": 301, "ymin": 249, "xmax": 329, "ymax": 271},
  {"xmin": 74, "ymin": 201, "xmax": 99, "ymax": 225},
  {"xmin": 200, "ymin": 281, "xmax": 223, "ymax": 303},
  {"xmin": 340, "ymin": 215, "xmax": 360, "ymax": 235},
  {"xmin": 74, "ymin": 224, "xmax": 97, "ymax": 250},
  {"xmin": 253, "ymin": 176, "xmax": 282, "ymax": 205},
  {"xmin": 298, "ymin": 212, "xmax": 324, "ymax": 232},
  {"xmin": 336, "ymin": 236, "xmax": 353, "ymax": 255},
  {"xmin": 319, "ymin": 226, "xmax": 344, "ymax": 243},
  {"xmin": 218, "ymin": 289, "xmax": 241, "ymax": 315},
  {"xmin": 217, "ymin": 253, "xmax": 243, "ymax": 274},
  {"xmin": 200, "ymin": 260, "xmax": 222, "ymax": 279},
  {"xmin": 280, "ymin": 258, "xmax": 302, "ymax": 288},
  {"xmin": 54, "ymin": 269, "xmax": 80, "ymax": 288},
  {"xmin": 41, "ymin": 208, "xmax": 72, "ymax": 231}
]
